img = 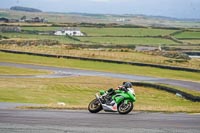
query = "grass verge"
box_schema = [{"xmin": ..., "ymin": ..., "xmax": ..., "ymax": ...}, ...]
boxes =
[
  {"xmin": 158, "ymin": 83, "xmax": 200, "ymax": 96},
  {"xmin": 1, "ymin": 76, "xmax": 200, "ymax": 113},
  {"xmin": 0, "ymin": 66, "xmax": 50, "ymax": 75},
  {"xmin": 0, "ymin": 52, "xmax": 200, "ymax": 82},
  {"xmin": 1, "ymin": 45, "xmax": 199, "ymax": 69},
  {"xmin": 174, "ymin": 31, "xmax": 200, "ymax": 39},
  {"xmin": 77, "ymin": 36, "xmax": 178, "ymax": 45}
]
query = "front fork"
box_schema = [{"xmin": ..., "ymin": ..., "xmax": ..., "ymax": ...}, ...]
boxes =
[{"xmin": 95, "ymin": 93, "xmax": 103, "ymax": 104}]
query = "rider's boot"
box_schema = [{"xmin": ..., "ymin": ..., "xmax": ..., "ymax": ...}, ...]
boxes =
[{"xmin": 107, "ymin": 100, "xmax": 115, "ymax": 106}]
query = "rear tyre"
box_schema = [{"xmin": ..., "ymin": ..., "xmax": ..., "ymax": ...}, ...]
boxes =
[
  {"xmin": 117, "ymin": 101, "xmax": 133, "ymax": 114},
  {"xmin": 88, "ymin": 99, "xmax": 102, "ymax": 113}
]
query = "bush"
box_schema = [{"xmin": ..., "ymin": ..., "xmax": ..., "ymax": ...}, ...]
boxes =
[
  {"xmin": 0, "ymin": 39, "xmax": 59, "ymax": 46},
  {"xmin": 162, "ymin": 52, "xmax": 191, "ymax": 60},
  {"xmin": 0, "ymin": 35, "xmax": 9, "ymax": 40},
  {"xmin": 66, "ymin": 35, "xmax": 80, "ymax": 41}
]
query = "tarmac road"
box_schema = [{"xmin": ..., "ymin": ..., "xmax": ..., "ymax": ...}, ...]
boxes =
[
  {"xmin": 0, "ymin": 62, "xmax": 200, "ymax": 91},
  {"xmin": 1, "ymin": 63, "xmax": 200, "ymax": 132},
  {"xmin": 0, "ymin": 109, "xmax": 200, "ymax": 133}
]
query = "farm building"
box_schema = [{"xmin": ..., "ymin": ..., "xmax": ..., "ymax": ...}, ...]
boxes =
[
  {"xmin": 54, "ymin": 27, "xmax": 84, "ymax": 36},
  {"xmin": 0, "ymin": 17, "xmax": 19, "ymax": 23},
  {"xmin": 0, "ymin": 17, "xmax": 9, "ymax": 23},
  {"xmin": 30, "ymin": 17, "xmax": 47, "ymax": 23},
  {"xmin": 135, "ymin": 46, "xmax": 161, "ymax": 51},
  {"xmin": 20, "ymin": 16, "xmax": 47, "ymax": 23}
]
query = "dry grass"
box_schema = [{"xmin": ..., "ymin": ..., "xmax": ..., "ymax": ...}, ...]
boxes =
[
  {"xmin": 0, "ymin": 76, "xmax": 200, "ymax": 113},
  {"xmin": 181, "ymin": 39, "xmax": 200, "ymax": 45},
  {"xmin": 1, "ymin": 45, "xmax": 199, "ymax": 69},
  {"xmin": 0, "ymin": 22, "xmax": 51, "ymax": 26},
  {"xmin": 0, "ymin": 76, "xmax": 126, "ymax": 105}
]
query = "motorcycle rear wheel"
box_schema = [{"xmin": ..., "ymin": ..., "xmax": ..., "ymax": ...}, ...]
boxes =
[
  {"xmin": 118, "ymin": 101, "xmax": 133, "ymax": 114},
  {"xmin": 88, "ymin": 99, "xmax": 102, "ymax": 113}
]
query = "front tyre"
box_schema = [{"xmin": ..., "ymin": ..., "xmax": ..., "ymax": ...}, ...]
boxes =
[
  {"xmin": 118, "ymin": 101, "xmax": 133, "ymax": 114},
  {"xmin": 88, "ymin": 99, "xmax": 102, "ymax": 113}
]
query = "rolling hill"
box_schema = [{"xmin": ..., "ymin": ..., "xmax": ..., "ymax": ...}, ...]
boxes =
[
  {"xmin": 0, "ymin": 8, "xmax": 199, "ymax": 28},
  {"xmin": 10, "ymin": 6, "xmax": 42, "ymax": 12}
]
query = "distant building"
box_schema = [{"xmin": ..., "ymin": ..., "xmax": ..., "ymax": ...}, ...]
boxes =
[
  {"xmin": 0, "ymin": 17, "xmax": 19, "ymax": 23},
  {"xmin": 135, "ymin": 46, "xmax": 159, "ymax": 51},
  {"xmin": 24, "ymin": 17, "xmax": 47, "ymax": 23},
  {"xmin": 30, "ymin": 17, "xmax": 47, "ymax": 23},
  {"xmin": 116, "ymin": 18, "xmax": 125, "ymax": 22},
  {"xmin": 8, "ymin": 19, "xmax": 19, "ymax": 23},
  {"xmin": 20, "ymin": 16, "xmax": 27, "ymax": 22},
  {"xmin": 20, "ymin": 16, "xmax": 47, "ymax": 23},
  {"xmin": 116, "ymin": 18, "xmax": 130, "ymax": 22},
  {"xmin": 0, "ymin": 17, "xmax": 9, "ymax": 23},
  {"xmin": 54, "ymin": 27, "xmax": 84, "ymax": 36},
  {"xmin": 0, "ymin": 16, "xmax": 47, "ymax": 23}
]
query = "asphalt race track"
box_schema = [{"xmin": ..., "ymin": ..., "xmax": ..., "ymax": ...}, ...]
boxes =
[
  {"xmin": 0, "ymin": 109, "xmax": 200, "ymax": 133},
  {"xmin": 0, "ymin": 62, "xmax": 200, "ymax": 91},
  {"xmin": 1, "ymin": 62, "xmax": 200, "ymax": 132}
]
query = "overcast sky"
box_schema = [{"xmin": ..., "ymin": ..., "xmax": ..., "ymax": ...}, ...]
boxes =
[{"xmin": 0, "ymin": 0, "xmax": 199, "ymax": 19}]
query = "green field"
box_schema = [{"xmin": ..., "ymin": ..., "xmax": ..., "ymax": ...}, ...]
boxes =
[
  {"xmin": 0, "ymin": 32, "xmax": 179, "ymax": 46},
  {"xmin": 22, "ymin": 27, "xmax": 178, "ymax": 36},
  {"xmin": 77, "ymin": 36, "xmax": 178, "ymax": 45},
  {"xmin": 173, "ymin": 31, "xmax": 200, "ymax": 44},
  {"xmin": 20, "ymin": 27, "xmax": 180, "ymax": 45},
  {"xmin": 1, "ymin": 26, "xmax": 187, "ymax": 46},
  {"xmin": 0, "ymin": 52, "xmax": 199, "ymax": 82},
  {"xmin": 20, "ymin": 26, "xmax": 200, "ymax": 46},
  {"xmin": 80, "ymin": 27, "xmax": 178, "ymax": 36},
  {"xmin": 174, "ymin": 31, "xmax": 200, "ymax": 39}
]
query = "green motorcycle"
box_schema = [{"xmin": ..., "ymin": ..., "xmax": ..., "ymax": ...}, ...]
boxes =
[{"xmin": 88, "ymin": 87, "xmax": 136, "ymax": 114}]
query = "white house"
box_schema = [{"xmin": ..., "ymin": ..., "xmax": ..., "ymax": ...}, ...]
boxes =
[{"xmin": 54, "ymin": 27, "xmax": 84, "ymax": 36}]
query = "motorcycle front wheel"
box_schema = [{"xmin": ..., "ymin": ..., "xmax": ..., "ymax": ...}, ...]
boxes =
[
  {"xmin": 118, "ymin": 101, "xmax": 133, "ymax": 114},
  {"xmin": 88, "ymin": 99, "xmax": 102, "ymax": 113}
]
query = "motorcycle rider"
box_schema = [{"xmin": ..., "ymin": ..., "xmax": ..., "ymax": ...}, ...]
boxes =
[
  {"xmin": 118, "ymin": 82, "xmax": 133, "ymax": 91},
  {"xmin": 106, "ymin": 82, "xmax": 134, "ymax": 105},
  {"xmin": 108, "ymin": 82, "xmax": 134, "ymax": 94}
]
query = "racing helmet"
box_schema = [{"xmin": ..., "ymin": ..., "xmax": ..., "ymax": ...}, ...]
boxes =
[{"xmin": 123, "ymin": 82, "xmax": 133, "ymax": 88}]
